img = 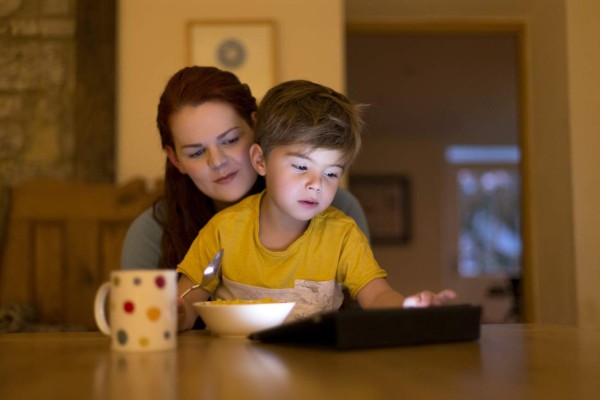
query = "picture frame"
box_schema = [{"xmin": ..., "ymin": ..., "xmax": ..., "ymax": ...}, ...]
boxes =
[
  {"xmin": 187, "ymin": 20, "xmax": 277, "ymax": 100},
  {"xmin": 349, "ymin": 175, "xmax": 411, "ymax": 244}
]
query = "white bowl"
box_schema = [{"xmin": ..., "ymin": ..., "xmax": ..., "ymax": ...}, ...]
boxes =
[{"xmin": 193, "ymin": 301, "xmax": 295, "ymax": 337}]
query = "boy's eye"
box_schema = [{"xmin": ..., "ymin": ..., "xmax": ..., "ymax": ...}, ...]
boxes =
[
  {"xmin": 325, "ymin": 172, "xmax": 339, "ymax": 179},
  {"xmin": 292, "ymin": 164, "xmax": 307, "ymax": 171}
]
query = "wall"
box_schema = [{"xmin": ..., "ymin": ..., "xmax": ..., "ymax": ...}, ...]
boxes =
[
  {"xmin": 566, "ymin": 0, "xmax": 600, "ymax": 329},
  {"xmin": 0, "ymin": 0, "xmax": 75, "ymax": 186},
  {"xmin": 347, "ymin": 34, "xmax": 519, "ymax": 145},
  {"xmin": 346, "ymin": 0, "xmax": 527, "ymax": 18},
  {"xmin": 351, "ymin": 138, "xmax": 444, "ymax": 295},
  {"xmin": 117, "ymin": 0, "xmax": 344, "ymax": 185},
  {"xmin": 0, "ymin": 0, "xmax": 77, "ymax": 259},
  {"xmin": 524, "ymin": 0, "xmax": 577, "ymax": 325}
]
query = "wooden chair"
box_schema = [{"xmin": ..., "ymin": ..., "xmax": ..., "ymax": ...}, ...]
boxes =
[{"xmin": 0, "ymin": 178, "xmax": 161, "ymax": 330}]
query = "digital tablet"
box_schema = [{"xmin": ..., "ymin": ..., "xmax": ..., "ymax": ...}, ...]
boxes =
[{"xmin": 249, "ymin": 304, "xmax": 482, "ymax": 350}]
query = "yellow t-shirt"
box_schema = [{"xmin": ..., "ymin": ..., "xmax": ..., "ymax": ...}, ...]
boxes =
[{"xmin": 177, "ymin": 192, "xmax": 387, "ymax": 320}]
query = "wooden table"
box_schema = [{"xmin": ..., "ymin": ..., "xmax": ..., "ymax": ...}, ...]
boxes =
[{"xmin": 1, "ymin": 324, "xmax": 599, "ymax": 399}]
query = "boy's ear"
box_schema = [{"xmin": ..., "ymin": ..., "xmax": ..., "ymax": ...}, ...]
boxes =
[
  {"xmin": 165, "ymin": 146, "xmax": 186, "ymax": 174},
  {"xmin": 250, "ymin": 143, "xmax": 267, "ymax": 176}
]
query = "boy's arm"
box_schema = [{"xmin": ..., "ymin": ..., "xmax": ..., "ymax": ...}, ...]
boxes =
[
  {"xmin": 177, "ymin": 274, "xmax": 210, "ymax": 331},
  {"xmin": 356, "ymin": 278, "xmax": 457, "ymax": 309},
  {"xmin": 356, "ymin": 278, "xmax": 405, "ymax": 308}
]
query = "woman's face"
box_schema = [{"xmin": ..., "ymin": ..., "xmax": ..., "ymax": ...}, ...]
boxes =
[{"xmin": 166, "ymin": 101, "xmax": 257, "ymax": 209}]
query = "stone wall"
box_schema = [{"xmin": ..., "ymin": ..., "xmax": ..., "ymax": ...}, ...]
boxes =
[
  {"xmin": 0, "ymin": 0, "xmax": 76, "ymax": 185},
  {"xmin": 0, "ymin": 0, "xmax": 116, "ymax": 255},
  {"xmin": 1, "ymin": 0, "xmax": 78, "ymax": 252},
  {"xmin": 0, "ymin": 0, "xmax": 77, "ymax": 253}
]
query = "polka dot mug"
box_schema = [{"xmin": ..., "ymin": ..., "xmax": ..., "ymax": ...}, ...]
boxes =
[{"xmin": 94, "ymin": 270, "xmax": 177, "ymax": 352}]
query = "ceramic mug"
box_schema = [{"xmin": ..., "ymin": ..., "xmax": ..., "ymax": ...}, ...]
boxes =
[{"xmin": 94, "ymin": 270, "xmax": 177, "ymax": 352}]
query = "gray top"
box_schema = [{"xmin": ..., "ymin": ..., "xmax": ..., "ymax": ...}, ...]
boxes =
[{"xmin": 120, "ymin": 188, "xmax": 370, "ymax": 270}]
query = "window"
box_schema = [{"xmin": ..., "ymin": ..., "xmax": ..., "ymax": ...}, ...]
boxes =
[{"xmin": 446, "ymin": 146, "xmax": 521, "ymax": 278}]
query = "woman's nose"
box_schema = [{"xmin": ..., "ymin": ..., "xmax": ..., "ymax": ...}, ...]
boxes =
[{"xmin": 207, "ymin": 148, "xmax": 227, "ymax": 169}]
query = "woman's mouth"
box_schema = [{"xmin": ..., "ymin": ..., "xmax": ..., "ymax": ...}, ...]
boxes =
[{"xmin": 215, "ymin": 171, "xmax": 237, "ymax": 184}]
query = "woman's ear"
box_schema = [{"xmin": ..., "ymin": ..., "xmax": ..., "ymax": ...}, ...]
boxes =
[
  {"xmin": 251, "ymin": 111, "xmax": 257, "ymax": 125},
  {"xmin": 250, "ymin": 143, "xmax": 267, "ymax": 176},
  {"xmin": 165, "ymin": 146, "xmax": 186, "ymax": 174}
]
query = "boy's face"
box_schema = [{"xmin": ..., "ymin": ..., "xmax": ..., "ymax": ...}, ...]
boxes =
[{"xmin": 251, "ymin": 143, "xmax": 345, "ymax": 222}]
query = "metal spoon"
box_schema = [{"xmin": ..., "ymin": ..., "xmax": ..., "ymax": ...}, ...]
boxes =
[{"xmin": 180, "ymin": 248, "xmax": 223, "ymax": 298}]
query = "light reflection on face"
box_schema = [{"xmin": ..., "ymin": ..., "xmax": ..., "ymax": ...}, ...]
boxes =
[{"xmin": 259, "ymin": 144, "xmax": 344, "ymax": 224}]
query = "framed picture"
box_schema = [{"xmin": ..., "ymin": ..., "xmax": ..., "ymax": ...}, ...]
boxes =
[
  {"xmin": 349, "ymin": 175, "xmax": 411, "ymax": 244},
  {"xmin": 187, "ymin": 20, "xmax": 276, "ymax": 100}
]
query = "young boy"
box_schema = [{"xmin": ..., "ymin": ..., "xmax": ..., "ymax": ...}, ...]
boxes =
[{"xmin": 177, "ymin": 80, "xmax": 455, "ymax": 330}]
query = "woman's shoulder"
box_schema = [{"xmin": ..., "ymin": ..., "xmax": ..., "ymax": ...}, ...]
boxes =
[
  {"xmin": 332, "ymin": 187, "xmax": 362, "ymax": 212},
  {"xmin": 331, "ymin": 187, "xmax": 370, "ymax": 240},
  {"xmin": 128, "ymin": 205, "xmax": 163, "ymax": 233},
  {"xmin": 120, "ymin": 204, "xmax": 163, "ymax": 270}
]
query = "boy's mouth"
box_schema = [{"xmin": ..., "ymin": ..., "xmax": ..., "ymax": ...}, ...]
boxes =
[{"xmin": 299, "ymin": 199, "xmax": 319, "ymax": 208}]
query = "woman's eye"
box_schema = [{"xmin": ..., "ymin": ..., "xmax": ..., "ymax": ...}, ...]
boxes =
[
  {"xmin": 189, "ymin": 149, "xmax": 205, "ymax": 158},
  {"xmin": 222, "ymin": 136, "xmax": 240, "ymax": 145}
]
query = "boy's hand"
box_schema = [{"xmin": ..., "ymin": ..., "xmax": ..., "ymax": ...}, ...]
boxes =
[
  {"xmin": 403, "ymin": 289, "xmax": 457, "ymax": 308},
  {"xmin": 177, "ymin": 297, "xmax": 187, "ymax": 329},
  {"xmin": 177, "ymin": 274, "xmax": 209, "ymax": 331}
]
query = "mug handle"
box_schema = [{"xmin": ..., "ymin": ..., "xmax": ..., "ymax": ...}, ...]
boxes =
[{"xmin": 94, "ymin": 282, "xmax": 111, "ymax": 336}]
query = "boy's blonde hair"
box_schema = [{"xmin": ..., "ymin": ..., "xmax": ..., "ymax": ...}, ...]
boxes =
[{"xmin": 254, "ymin": 80, "xmax": 364, "ymax": 167}]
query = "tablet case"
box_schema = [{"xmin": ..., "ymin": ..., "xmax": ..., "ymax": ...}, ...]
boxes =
[{"xmin": 249, "ymin": 304, "xmax": 482, "ymax": 350}]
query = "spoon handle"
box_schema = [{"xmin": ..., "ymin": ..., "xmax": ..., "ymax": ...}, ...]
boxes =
[{"xmin": 180, "ymin": 284, "xmax": 200, "ymax": 298}]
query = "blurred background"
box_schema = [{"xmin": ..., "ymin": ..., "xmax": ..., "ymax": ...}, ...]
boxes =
[{"xmin": 1, "ymin": 0, "xmax": 599, "ymax": 329}]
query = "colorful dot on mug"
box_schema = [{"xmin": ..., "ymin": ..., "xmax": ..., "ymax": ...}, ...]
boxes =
[
  {"xmin": 133, "ymin": 277, "xmax": 142, "ymax": 286},
  {"xmin": 139, "ymin": 337, "xmax": 150, "ymax": 347},
  {"xmin": 155, "ymin": 275, "xmax": 166, "ymax": 289},
  {"xmin": 147, "ymin": 307, "xmax": 161, "ymax": 321},
  {"xmin": 117, "ymin": 330, "xmax": 128, "ymax": 345},
  {"xmin": 164, "ymin": 331, "xmax": 171, "ymax": 340},
  {"xmin": 113, "ymin": 276, "xmax": 121, "ymax": 286},
  {"xmin": 123, "ymin": 301, "xmax": 135, "ymax": 313}
]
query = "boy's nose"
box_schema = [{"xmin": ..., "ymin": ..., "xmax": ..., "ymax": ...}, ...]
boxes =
[{"xmin": 306, "ymin": 176, "xmax": 322, "ymax": 192}]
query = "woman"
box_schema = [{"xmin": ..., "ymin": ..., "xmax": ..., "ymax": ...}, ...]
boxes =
[{"xmin": 121, "ymin": 66, "xmax": 370, "ymax": 271}]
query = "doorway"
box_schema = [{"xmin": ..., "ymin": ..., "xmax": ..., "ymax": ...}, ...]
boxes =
[{"xmin": 346, "ymin": 23, "xmax": 527, "ymax": 323}]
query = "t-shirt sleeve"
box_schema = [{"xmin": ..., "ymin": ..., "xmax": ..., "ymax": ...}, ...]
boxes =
[
  {"xmin": 338, "ymin": 225, "xmax": 387, "ymax": 298},
  {"xmin": 332, "ymin": 188, "xmax": 371, "ymax": 242},
  {"xmin": 120, "ymin": 206, "xmax": 163, "ymax": 270}
]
